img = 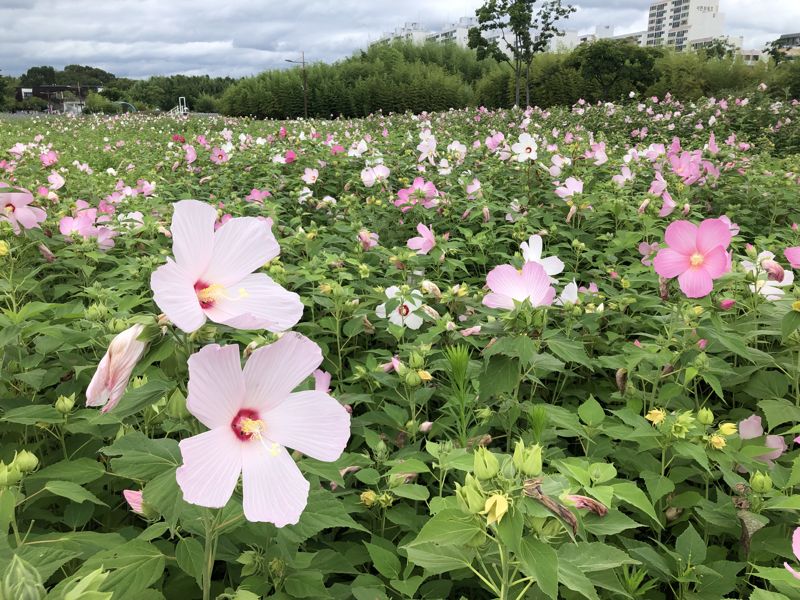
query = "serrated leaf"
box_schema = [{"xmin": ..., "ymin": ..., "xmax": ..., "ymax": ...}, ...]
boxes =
[
  {"xmin": 517, "ymin": 538, "xmax": 558, "ymax": 600},
  {"xmin": 44, "ymin": 481, "xmax": 107, "ymax": 506}
]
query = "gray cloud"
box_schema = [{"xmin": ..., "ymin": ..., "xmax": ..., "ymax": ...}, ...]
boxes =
[{"xmin": 0, "ymin": 0, "xmax": 796, "ymax": 78}]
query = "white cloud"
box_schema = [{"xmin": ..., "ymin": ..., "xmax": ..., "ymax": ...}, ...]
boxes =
[{"xmin": 0, "ymin": 0, "xmax": 795, "ymax": 78}]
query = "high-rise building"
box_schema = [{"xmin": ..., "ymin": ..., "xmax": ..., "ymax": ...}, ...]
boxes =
[
  {"xmin": 645, "ymin": 0, "xmax": 724, "ymax": 51},
  {"xmin": 372, "ymin": 22, "xmax": 431, "ymax": 47},
  {"xmin": 427, "ymin": 17, "xmax": 478, "ymax": 48}
]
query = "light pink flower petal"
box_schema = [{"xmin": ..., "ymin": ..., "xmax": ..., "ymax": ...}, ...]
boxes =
[
  {"xmin": 86, "ymin": 324, "xmax": 146, "ymax": 412},
  {"xmin": 241, "ymin": 442, "xmax": 309, "ymax": 525},
  {"xmin": 151, "ymin": 259, "xmax": 207, "ymax": 333},
  {"xmin": 702, "ymin": 246, "xmax": 730, "ymax": 278},
  {"xmin": 739, "ymin": 415, "xmax": 763, "ymax": 439},
  {"xmin": 482, "ymin": 292, "xmax": 515, "ymax": 310},
  {"xmin": 763, "ymin": 435, "xmax": 787, "ymax": 461},
  {"xmin": 204, "ymin": 217, "xmax": 280, "ymax": 287},
  {"xmin": 263, "ymin": 390, "xmax": 350, "ymax": 461},
  {"xmin": 696, "ymin": 218, "xmax": 732, "ymax": 253},
  {"xmin": 677, "ymin": 268, "xmax": 713, "ymax": 298},
  {"xmin": 171, "ymin": 200, "xmax": 216, "ymax": 280},
  {"xmin": 538, "ymin": 255, "xmax": 565, "ymax": 276},
  {"xmin": 785, "ymin": 562, "xmax": 800, "ymax": 581},
  {"xmin": 664, "ymin": 221, "xmax": 698, "ymax": 255},
  {"xmin": 653, "ymin": 248, "xmax": 690, "ymax": 278},
  {"xmin": 242, "ymin": 332, "xmax": 323, "ymax": 410},
  {"xmin": 486, "ymin": 264, "xmax": 527, "ymax": 300},
  {"xmin": 202, "ymin": 273, "xmax": 303, "ymax": 332},
  {"xmin": 313, "ymin": 369, "xmax": 331, "ymax": 392},
  {"xmin": 522, "ymin": 261, "xmax": 555, "ymax": 306},
  {"xmin": 785, "ymin": 247, "xmax": 800, "ymax": 269},
  {"xmin": 176, "ymin": 428, "xmax": 242, "ymax": 508},
  {"xmin": 792, "ymin": 527, "xmax": 800, "ymax": 561},
  {"xmin": 186, "ymin": 344, "xmax": 245, "ymax": 429}
]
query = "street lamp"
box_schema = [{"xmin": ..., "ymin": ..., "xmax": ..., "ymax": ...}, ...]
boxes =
[{"xmin": 285, "ymin": 51, "xmax": 308, "ymax": 119}]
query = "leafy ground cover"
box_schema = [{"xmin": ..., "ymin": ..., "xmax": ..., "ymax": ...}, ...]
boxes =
[{"xmin": 2, "ymin": 89, "xmax": 800, "ymax": 599}]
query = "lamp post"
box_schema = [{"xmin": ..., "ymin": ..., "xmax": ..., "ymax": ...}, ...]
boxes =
[{"xmin": 285, "ymin": 51, "xmax": 308, "ymax": 119}]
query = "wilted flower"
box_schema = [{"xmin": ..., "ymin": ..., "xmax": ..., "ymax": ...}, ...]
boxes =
[{"xmin": 86, "ymin": 324, "xmax": 147, "ymax": 413}]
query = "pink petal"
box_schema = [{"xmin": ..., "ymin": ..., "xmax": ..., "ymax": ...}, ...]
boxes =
[
  {"xmin": 171, "ymin": 200, "xmax": 216, "ymax": 281},
  {"xmin": 482, "ymin": 292, "xmax": 515, "ymax": 310},
  {"xmin": 696, "ymin": 218, "xmax": 732, "ymax": 253},
  {"xmin": 702, "ymin": 246, "xmax": 730, "ymax": 279},
  {"xmin": 486, "ymin": 264, "xmax": 526, "ymax": 300},
  {"xmin": 204, "ymin": 217, "xmax": 280, "ymax": 287},
  {"xmin": 785, "ymin": 562, "xmax": 800, "ymax": 581},
  {"xmin": 241, "ymin": 443, "xmax": 309, "ymax": 525},
  {"xmin": 242, "ymin": 332, "xmax": 323, "ymax": 410},
  {"xmin": 793, "ymin": 527, "xmax": 800, "ymax": 561},
  {"xmin": 151, "ymin": 259, "xmax": 206, "ymax": 333},
  {"xmin": 187, "ymin": 344, "xmax": 245, "ymax": 429},
  {"xmin": 654, "ymin": 248, "xmax": 690, "ymax": 278},
  {"xmin": 176, "ymin": 428, "xmax": 242, "ymax": 508},
  {"xmin": 85, "ymin": 354, "xmax": 112, "ymax": 407},
  {"xmin": 262, "ymin": 390, "xmax": 350, "ymax": 461},
  {"xmin": 785, "ymin": 247, "xmax": 800, "ymax": 269},
  {"xmin": 677, "ymin": 268, "xmax": 713, "ymax": 298},
  {"xmin": 763, "ymin": 435, "xmax": 787, "ymax": 461},
  {"xmin": 521, "ymin": 261, "xmax": 554, "ymax": 306},
  {"xmin": 664, "ymin": 221, "xmax": 698, "ymax": 255},
  {"xmin": 202, "ymin": 273, "xmax": 303, "ymax": 332},
  {"xmin": 739, "ymin": 415, "xmax": 763, "ymax": 439}
]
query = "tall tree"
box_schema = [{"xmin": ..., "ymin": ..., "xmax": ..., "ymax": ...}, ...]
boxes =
[
  {"xmin": 20, "ymin": 66, "xmax": 57, "ymax": 87},
  {"xmin": 468, "ymin": 0, "xmax": 574, "ymax": 107}
]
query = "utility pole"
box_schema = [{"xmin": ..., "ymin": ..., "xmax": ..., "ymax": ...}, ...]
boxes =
[{"xmin": 285, "ymin": 51, "xmax": 308, "ymax": 119}]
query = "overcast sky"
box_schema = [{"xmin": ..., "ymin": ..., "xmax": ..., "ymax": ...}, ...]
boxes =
[{"xmin": 1, "ymin": 0, "xmax": 796, "ymax": 79}]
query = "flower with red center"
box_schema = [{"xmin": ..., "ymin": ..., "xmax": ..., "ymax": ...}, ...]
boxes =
[
  {"xmin": 483, "ymin": 262, "xmax": 556, "ymax": 310},
  {"xmin": 511, "ymin": 133, "xmax": 538, "ymax": 162},
  {"xmin": 150, "ymin": 200, "xmax": 302, "ymax": 333},
  {"xmin": 395, "ymin": 178, "xmax": 439, "ymax": 212},
  {"xmin": 653, "ymin": 219, "xmax": 732, "ymax": 298},
  {"xmin": 376, "ymin": 286, "xmax": 424, "ymax": 330},
  {"xmin": 0, "ymin": 183, "xmax": 47, "ymax": 234},
  {"xmin": 175, "ymin": 335, "xmax": 350, "ymax": 525},
  {"xmin": 210, "ymin": 147, "xmax": 229, "ymax": 164}
]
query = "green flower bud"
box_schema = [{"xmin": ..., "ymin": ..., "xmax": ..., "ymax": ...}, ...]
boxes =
[
  {"xmin": 404, "ymin": 371, "xmax": 422, "ymax": 387},
  {"xmin": 473, "ymin": 447, "xmax": 499, "ymax": 480},
  {"xmin": 63, "ymin": 567, "xmax": 112, "ymax": 600},
  {"xmin": 0, "ymin": 463, "xmax": 22, "ymax": 487},
  {"xmin": 751, "ymin": 471, "xmax": 773, "ymax": 494},
  {"xmin": 456, "ymin": 474, "xmax": 485, "ymax": 514},
  {"xmin": 3, "ymin": 555, "xmax": 45, "ymax": 600},
  {"xmin": 13, "ymin": 450, "xmax": 38, "ymax": 474},
  {"xmin": 409, "ymin": 352, "xmax": 425, "ymax": 369},
  {"xmin": 55, "ymin": 394, "xmax": 75, "ymax": 414},
  {"xmin": 518, "ymin": 443, "xmax": 543, "ymax": 477},
  {"xmin": 697, "ymin": 407, "xmax": 714, "ymax": 426}
]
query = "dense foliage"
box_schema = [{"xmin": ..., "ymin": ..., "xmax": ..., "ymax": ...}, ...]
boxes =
[{"xmin": 2, "ymin": 88, "xmax": 800, "ymax": 599}]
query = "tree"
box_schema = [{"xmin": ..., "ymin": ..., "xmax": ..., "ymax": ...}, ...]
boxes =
[
  {"xmin": 468, "ymin": 0, "xmax": 574, "ymax": 107},
  {"xmin": 700, "ymin": 38, "xmax": 737, "ymax": 61},
  {"xmin": 20, "ymin": 66, "xmax": 56, "ymax": 87},
  {"xmin": 765, "ymin": 39, "xmax": 793, "ymax": 65},
  {"xmin": 567, "ymin": 39, "xmax": 661, "ymax": 101}
]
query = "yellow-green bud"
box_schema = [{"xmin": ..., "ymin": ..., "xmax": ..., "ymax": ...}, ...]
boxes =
[
  {"xmin": 697, "ymin": 408, "xmax": 714, "ymax": 426},
  {"xmin": 513, "ymin": 441, "xmax": 543, "ymax": 476},
  {"xmin": 55, "ymin": 394, "xmax": 75, "ymax": 414},
  {"xmin": 3, "ymin": 555, "xmax": 46, "ymax": 600},
  {"xmin": 409, "ymin": 352, "xmax": 425, "ymax": 369},
  {"xmin": 456, "ymin": 474, "xmax": 485, "ymax": 514},
  {"xmin": 404, "ymin": 371, "xmax": 422, "ymax": 387},
  {"xmin": 0, "ymin": 240, "xmax": 9, "ymax": 257},
  {"xmin": 473, "ymin": 447, "xmax": 500, "ymax": 480},
  {"xmin": 13, "ymin": 450, "xmax": 38, "ymax": 473},
  {"xmin": 0, "ymin": 462, "xmax": 22, "ymax": 487},
  {"xmin": 360, "ymin": 490, "xmax": 377, "ymax": 507},
  {"xmin": 750, "ymin": 471, "xmax": 773, "ymax": 494}
]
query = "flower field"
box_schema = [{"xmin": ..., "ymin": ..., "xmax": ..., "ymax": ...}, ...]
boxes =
[{"xmin": 3, "ymin": 91, "xmax": 800, "ymax": 599}]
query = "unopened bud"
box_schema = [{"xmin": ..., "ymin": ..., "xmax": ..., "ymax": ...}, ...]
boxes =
[
  {"xmin": 750, "ymin": 471, "xmax": 773, "ymax": 493},
  {"xmin": 697, "ymin": 407, "xmax": 714, "ymax": 425},
  {"xmin": 473, "ymin": 447, "xmax": 499, "ymax": 480},
  {"xmin": 13, "ymin": 450, "xmax": 38, "ymax": 473},
  {"xmin": 55, "ymin": 394, "xmax": 75, "ymax": 414}
]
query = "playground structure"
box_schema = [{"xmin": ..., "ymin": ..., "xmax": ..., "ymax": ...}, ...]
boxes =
[{"xmin": 168, "ymin": 97, "xmax": 189, "ymax": 116}]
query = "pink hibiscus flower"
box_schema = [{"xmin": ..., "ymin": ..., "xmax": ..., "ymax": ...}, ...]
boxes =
[
  {"xmin": 150, "ymin": 200, "xmax": 302, "ymax": 333},
  {"xmin": 786, "ymin": 529, "xmax": 800, "ymax": 580},
  {"xmin": 210, "ymin": 147, "xmax": 229, "ymax": 164},
  {"xmin": 653, "ymin": 219, "xmax": 732, "ymax": 298},
  {"xmin": 0, "ymin": 184, "xmax": 47, "ymax": 234},
  {"xmin": 86, "ymin": 324, "xmax": 147, "ymax": 413},
  {"xmin": 785, "ymin": 247, "xmax": 800, "ymax": 269},
  {"xmin": 358, "ymin": 229, "xmax": 379, "ymax": 250},
  {"xmin": 175, "ymin": 335, "xmax": 350, "ymax": 525},
  {"xmin": 123, "ymin": 490, "xmax": 146, "ymax": 515},
  {"xmin": 554, "ymin": 177, "xmax": 583, "ymax": 199},
  {"xmin": 39, "ymin": 150, "xmax": 58, "ymax": 167},
  {"xmin": 483, "ymin": 262, "xmax": 556, "ymax": 310},
  {"xmin": 395, "ymin": 178, "xmax": 439, "ymax": 212},
  {"xmin": 739, "ymin": 414, "xmax": 787, "ymax": 466},
  {"xmin": 407, "ymin": 223, "xmax": 436, "ymax": 255}
]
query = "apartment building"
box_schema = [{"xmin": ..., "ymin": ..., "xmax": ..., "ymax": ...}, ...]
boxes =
[{"xmin": 645, "ymin": 0, "xmax": 724, "ymax": 51}]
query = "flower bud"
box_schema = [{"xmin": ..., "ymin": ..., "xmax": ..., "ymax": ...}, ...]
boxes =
[
  {"xmin": 750, "ymin": 471, "xmax": 773, "ymax": 493},
  {"xmin": 482, "ymin": 493, "xmax": 509, "ymax": 525},
  {"xmin": 761, "ymin": 259, "xmax": 785, "ymax": 282},
  {"xmin": 719, "ymin": 298, "xmax": 736, "ymax": 310},
  {"xmin": 409, "ymin": 352, "xmax": 425, "ymax": 369},
  {"xmin": 404, "ymin": 371, "xmax": 422, "ymax": 387},
  {"xmin": 360, "ymin": 490, "xmax": 377, "ymax": 507},
  {"xmin": 0, "ymin": 462, "xmax": 22, "ymax": 487},
  {"xmin": 718, "ymin": 422, "xmax": 737, "ymax": 436},
  {"xmin": 55, "ymin": 394, "xmax": 75, "ymax": 414},
  {"xmin": 420, "ymin": 280, "xmax": 442, "ymax": 299},
  {"xmin": 697, "ymin": 407, "xmax": 714, "ymax": 425},
  {"xmin": 417, "ymin": 370, "xmax": 432, "ymax": 382},
  {"xmin": 513, "ymin": 441, "xmax": 543, "ymax": 476},
  {"xmin": 473, "ymin": 447, "xmax": 499, "ymax": 480},
  {"xmin": 3, "ymin": 555, "xmax": 45, "ymax": 600},
  {"xmin": 419, "ymin": 421, "xmax": 433, "ymax": 434},
  {"xmin": 13, "ymin": 450, "xmax": 38, "ymax": 473},
  {"xmin": 0, "ymin": 241, "xmax": 9, "ymax": 257}
]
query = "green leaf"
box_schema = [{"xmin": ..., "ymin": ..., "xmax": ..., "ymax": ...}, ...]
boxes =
[
  {"xmin": 43, "ymin": 481, "xmax": 107, "ymax": 506},
  {"xmin": 583, "ymin": 510, "xmax": 642, "ymax": 536},
  {"xmin": 364, "ymin": 541, "xmax": 401, "ymax": 579},
  {"xmin": 673, "ymin": 440, "xmax": 711, "ymax": 473},
  {"xmin": 102, "ymin": 432, "xmax": 181, "ymax": 480},
  {"xmin": 759, "ymin": 399, "xmax": 800, "ymax": 431},
  {"xmin": 546, "ymin": 336, "xmax": 593, "ymax": 369},
  {"xmin": 391, "ymin": 484, "xmax": 430, "ymax": 501},
  {"xmin": 578, "ymin": 396, "xmax": 605, "ymax": 426},
  {"xmin": 641, "ymin": 471, "xmax": 675, "ymax": 504},
  {"xmin": 558, "ymin": 558, "xmax": 600, "ymax": 600},
  {"xmin": 284, "ymin": 571, "xmax": 330, "ymax": 598},
  {"xmin": 557, "ymin": 542, "xmax": 638, "ymax": 572},
  {"xmin": 612, "ymin": 482, "xmax": 660, "ymax": 526},
  {"xmin": 3, "ymin": 405, "xmax": 64, "ymax": 425},
  {"xmin": 405, "ymin": 543, "xmax": 475, "ymax": 575},
  {"xmin": 745, "ymin": 372, "xmax": 789, "ymax": 400},
  {"xmin": 675, "ymin": 524, "xmax": 707, "ymax": 565},
  {"xmin": 781, "ymin": 310, "xmax": 800, "ymax": 339},
  {"xmin": 483, "ymin": 335, "xmax": 536, "ymax": 366},
  {"xmin": 478, "ymin": 355, "xmax": 519, "ymax": 401},
  {"xmin": 175, "ymin": 537, "xmax": 204, "ymax": 587},
  {"xmin": 109, "ymin": 379, "xmax": 173, "ymax": 419},
  {"xmin": 517, "ymin": 538, "xmax": 558, "ymax": 600},
  {"xmin": 763, "ymin": 496, "xmax": 800, "ymax": 511},
  {"xmin": 751, "ymin": 589, "xmax": 791, "ymax": 600},
  {"xmin": 279, "ymin": 489, "xmax": 367, "ymax": 545},
  {"xmin": 408, "ymin": 509, "xmax": 484, "ymax": 547},
  {"xmin": 27, "ymin": 458, "xmax": 105, "ymax": 489}
]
